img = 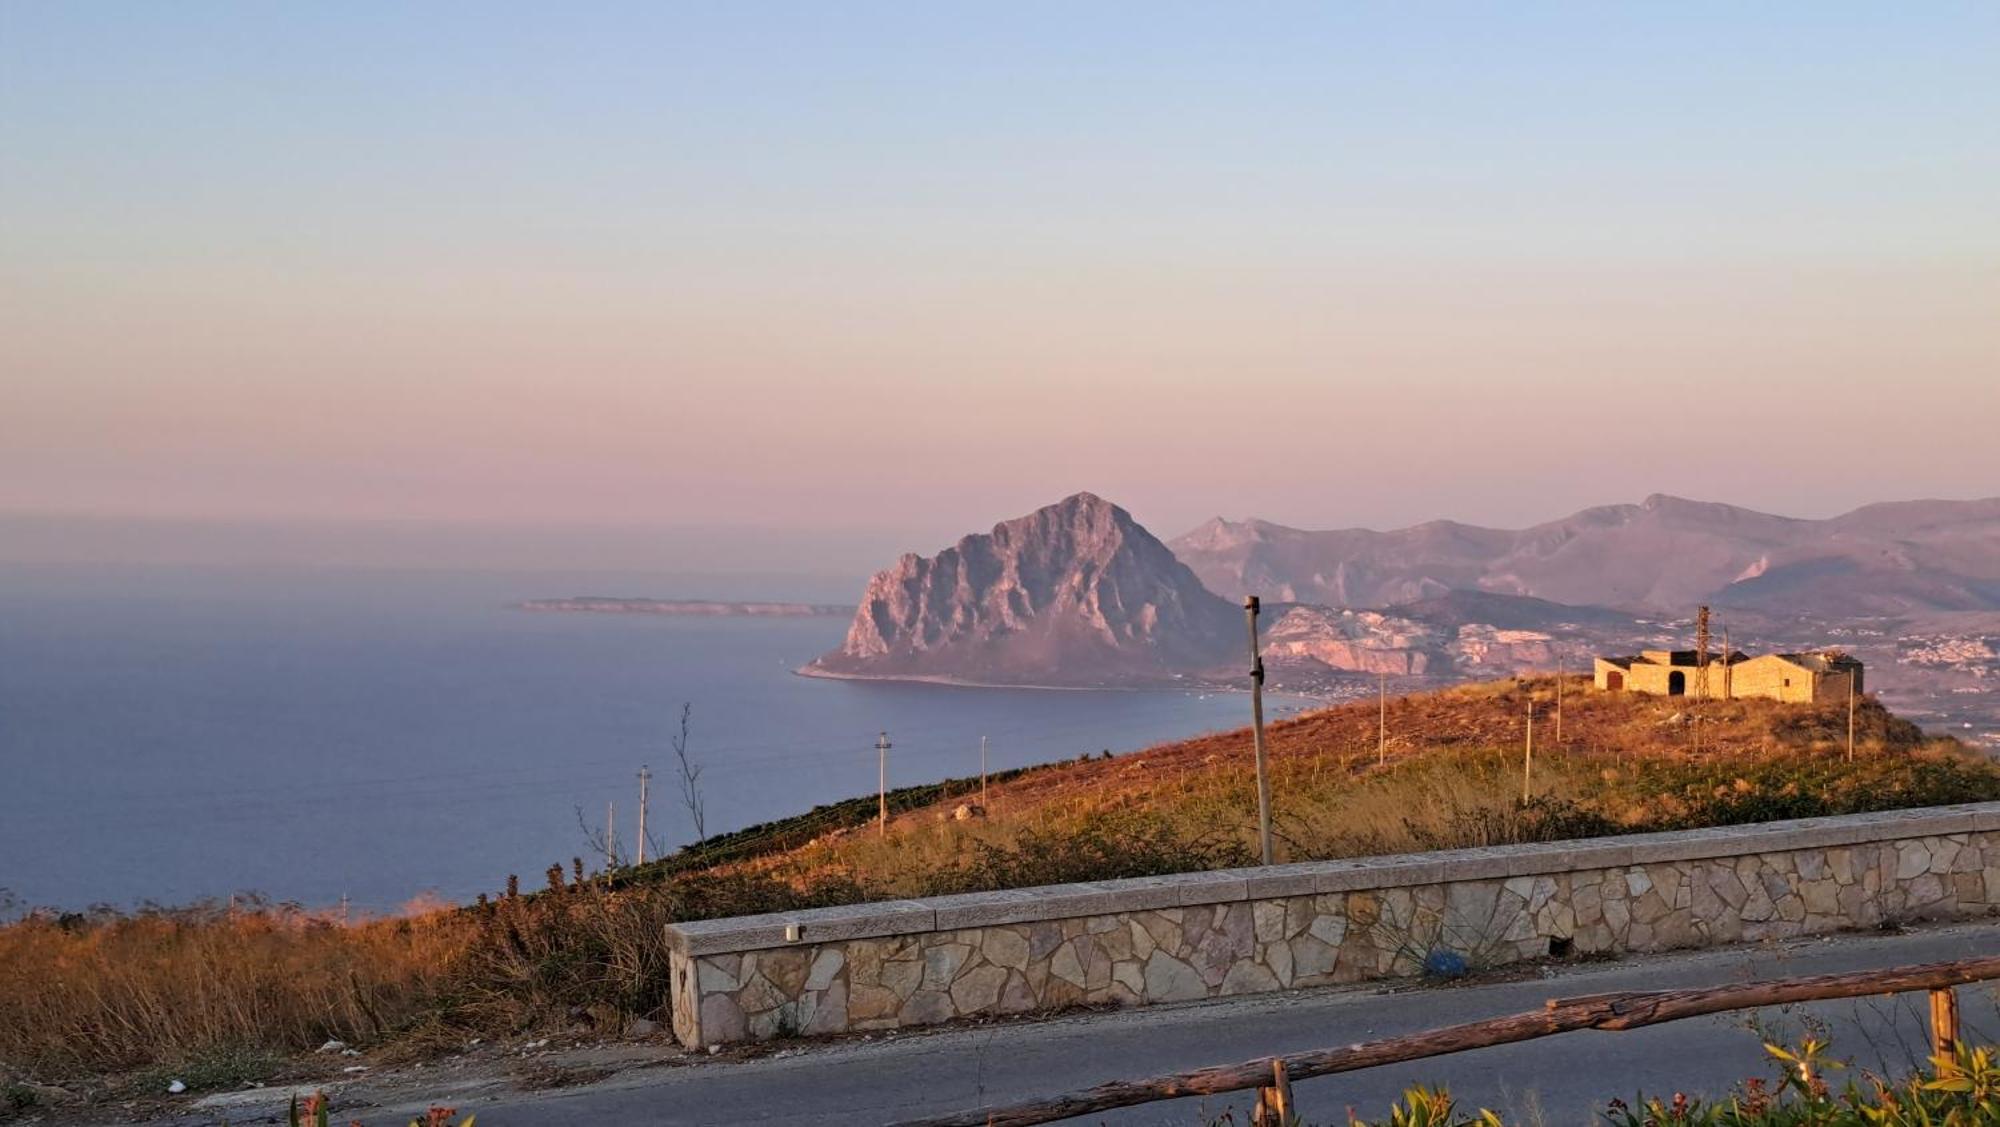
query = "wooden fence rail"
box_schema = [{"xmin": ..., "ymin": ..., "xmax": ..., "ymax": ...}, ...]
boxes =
[{"xmin": 887, "ymin": 954, "xmax": 2000, "ymax": 1127}]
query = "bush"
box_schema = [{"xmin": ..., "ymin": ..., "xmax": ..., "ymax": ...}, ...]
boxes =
[{"xmin": 1339, "ymin": 1041, "xmax": 2000, "ymax": 1127}]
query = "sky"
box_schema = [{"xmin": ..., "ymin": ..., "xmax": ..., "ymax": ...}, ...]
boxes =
[{"xmin": 3, "ymin": 3, "xmax": 1997, "ymax": 574}]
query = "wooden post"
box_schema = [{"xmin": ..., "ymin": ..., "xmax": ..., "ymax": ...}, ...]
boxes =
[
  {"xmin": 1244, "ymin": 597, "xmax": 1274, "ymax": 866},
  {"xmin": 877, "ymin": 731, "xmax": 892, "ymax": 835},
  {"xmin": 1378, "ymin": 671, "xmax": 1387, "ymax": 766},
  {"xmin": 1930, "ymin": 986, "xmax": 1960, "ymax": 1057},
  {"xmin": 1522, "ymin": 699, "xmax": 1534, "ymax": 802},
  {"xmin": 1722, "ymin": 624, "xmax": 1733, "ymax": 700},
  {"xmin": 636, "ymin": 764, "xmax": 651, "ymax": 864},
  {"xmin": 1252, "ymin": 1059, "xmax": 1293, "ymax": 1126},
  {"xmin": 1848, "ymin": 678, "xmax": 1857, "ymax": 763},
  {"xmin": 1555, "ymin": 653, "xmax": 1564, "ymax": 745}
]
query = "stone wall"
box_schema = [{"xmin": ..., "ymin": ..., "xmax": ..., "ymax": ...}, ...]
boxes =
[{"xmin": 663, "ymin": 804, "xmax": 2000, "ymax": 1048}]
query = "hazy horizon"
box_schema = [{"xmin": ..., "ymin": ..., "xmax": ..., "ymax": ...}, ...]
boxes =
[
  {"xmin": 5, "ymin": 488, "xmax": 1997, "ymax": 579},
  {"xmin": 6, "ymin": 4, "xmax": 1997, "ymax": 565}
]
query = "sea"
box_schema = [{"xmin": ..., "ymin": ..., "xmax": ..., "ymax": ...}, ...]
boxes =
[{"xmin": 0, "ymin": 564, "xmax": 1282, "ymax": 914}]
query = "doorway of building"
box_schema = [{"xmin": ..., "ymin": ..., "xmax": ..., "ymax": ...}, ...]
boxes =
[
  {"xmin": 1668, "ymin": 670, "xmax": 1686, "ymax": 695},
  {"xmin": 1606, "ymin": 671, "xmax": 1624, "ymax": 691}
]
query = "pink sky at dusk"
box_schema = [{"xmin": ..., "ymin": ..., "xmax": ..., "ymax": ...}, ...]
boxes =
[{"xmin": 4, "ymin": 5, "xmax": 1996, "ymax": 571}]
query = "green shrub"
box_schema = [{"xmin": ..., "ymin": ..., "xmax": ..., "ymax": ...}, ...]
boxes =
[{"xmin": 1341, "ymin": 1041, "xmax": 2000, "ymax": 1127}]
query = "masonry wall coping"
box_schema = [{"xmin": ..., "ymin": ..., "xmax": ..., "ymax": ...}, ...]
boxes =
[{"xmin": 659, "ymin": 801, "xmax": 2000, "ymax": 956}]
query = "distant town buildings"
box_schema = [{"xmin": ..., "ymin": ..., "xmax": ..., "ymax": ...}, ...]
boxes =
[{"xmin": 1593, "ymin": 649, "xmax": 1862, "ymax": 704}]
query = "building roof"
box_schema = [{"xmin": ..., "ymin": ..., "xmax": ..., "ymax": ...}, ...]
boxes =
[
  {"xmin": 1634, "ymin": 649, "xmax": 1748, "ymax": 667},
  {"xmin": 1770, "ymin": 652, "xmax": 1862, "ymax": 672},
  {"xmin": 1600, "ymin": 649, "xmax": 1849, "ymax": 670}
]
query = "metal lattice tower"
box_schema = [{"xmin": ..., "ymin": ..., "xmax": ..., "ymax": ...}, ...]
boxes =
[{"xmin": 1695, "ymin": 605, "xmax": 1711, "ymax": 703}]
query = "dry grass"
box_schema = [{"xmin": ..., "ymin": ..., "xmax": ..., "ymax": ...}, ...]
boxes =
[
  {"xmin": 767, "ymin": 678, "xmax": 1985, "ymax": 896},
  {"xmin": 4, "ymin": 677, "xmax": 1992, "ymax": 1094},
  {"xmin": 0, "ymin": 901, "xmax": 465, "ymax": 1083},
  {"xmin": 0, "ymin": 866, "xmax": 856, "ymax": 1088}
]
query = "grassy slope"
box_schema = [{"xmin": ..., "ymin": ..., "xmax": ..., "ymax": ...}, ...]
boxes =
[
  {"xmin": 662, "ymin": 676, "xmax": 1990, "ymax": 899},
  {"xmin": 6, "ymin": 678, "xmax": 1996, "ymax": 1094}
]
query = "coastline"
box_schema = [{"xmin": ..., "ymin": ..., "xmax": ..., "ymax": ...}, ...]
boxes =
[
  {"xmin": 793, "ymin": 663, "xmax": 1230, "ymax": 694},
  {"xmin": 520, "ymin": 597, "xmax": 848, "ymax": 617}
]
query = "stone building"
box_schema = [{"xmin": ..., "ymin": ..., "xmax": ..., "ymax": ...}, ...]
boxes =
[{"xmin": 1593, "ymin": 649, "xmax": 1862, "ymax": 703}]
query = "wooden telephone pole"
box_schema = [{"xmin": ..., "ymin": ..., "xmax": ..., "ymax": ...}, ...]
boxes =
[
  {"xmin": 1693, "ymin": 605, "xmax": 1711, "ymax": 753},
  {"xmin": 1848, "ymin": 678, "xmax": 1858, "ymax": 763},
  {"xmin": 1722, "ymin": 623, "xmax": 1733, "ymax": 700},
  {"xmin": 636, "ymin": 765, "xmax": 651, "ymax": 864},
  {"xmin": 1522, "ymin": 698, "xmax": 1535, "ymax": 802},
  {"xmin": 1244, "ymin": 597, "xmax": 1275, "ymax": 866},
  {"xmin": 1555, "ymin": 651, "xmax": 1564, "ymax": 745},
  {"xmin": 1378, "ymin": 671, "xmax": 1387, "ymax": 766}
]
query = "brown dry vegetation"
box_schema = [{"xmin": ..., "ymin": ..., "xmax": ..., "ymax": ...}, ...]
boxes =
[
  {"xmin": 3, "ymin": 677, "xmax": 1994, "ymax": 1101},
  {"xmin": 766, "ymin": 677, "xmax": 1978, "ymax": 894}
]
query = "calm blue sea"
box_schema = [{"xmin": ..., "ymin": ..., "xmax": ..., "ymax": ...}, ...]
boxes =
[{"xmin": 0, "ymin": 564, "xmax": 1274, "ymax": 913}]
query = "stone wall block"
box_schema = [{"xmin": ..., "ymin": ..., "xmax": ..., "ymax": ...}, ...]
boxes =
[
  {"xmin": 982, "ymin": 926, "xmax": 1030, "ymax": 970},
  {"xmin": 1222, "ymin": 959, "xmax": 1281, "ymax": 995},
  {"xmin": 804, "ymin": 948, "xmax": 844, "ymax": 992},
  {"xmin": 899, "ymin": 990, "xmax": 953, "ymax": 1025},
  {"xmin": 697, "ymin": 955, "xmax": 742, "ymax": 994},
  {"xmin": 1111, "ymin": 958, "xmax": 1145, "ymax": 998},
  {"xmin": 1253, "ymin": 900, "xmax": 1287, "ymax": 943},
  {"xmin": 1265, "ymin": 937, "xmax": 1294, "ymax": 986},
  {"xmin": 759, "ymin": 948, "xmax": 811, "ymax": 996},
  {"xmin": 950, "ymin": 965, "xmax": 1008, "ymax": 1013},
  {"xmin": 1288, "ymin": 933, "xmax": 1338, "ymax": 983},
  {"xmin": 805, "ymin": 980, "xmax": 848, "ymax": 1035},
  {"xmin": 1142, "ymin": 950, "xmax": 1206, "ymax": 1001},
  {"xmin": 878, "ymin": 954, "xmax": 922, "ymax": 1000},
  {"xmin": 921, "ymin": 942, "xmax": 972, "ymax": 991}
]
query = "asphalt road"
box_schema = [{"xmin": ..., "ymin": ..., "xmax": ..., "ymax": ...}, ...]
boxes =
[{"xmin": 185, "ymin": 922, "xmax": 2000, "ymax": 1127}]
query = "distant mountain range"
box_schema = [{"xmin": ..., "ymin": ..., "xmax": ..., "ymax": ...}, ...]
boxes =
[
  {"xmin": 1172, "ymin": 494, "xmax": 2000, "ymax": 616},
  {"xmin": 808, "ymin": 492, "xmax": 2000, "ymax": 700}
]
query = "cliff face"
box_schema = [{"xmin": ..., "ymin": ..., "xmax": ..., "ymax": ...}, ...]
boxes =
[
  {"xmin": 1261, "ymin": 606, "xmax": 1439, "ymax": 675},
  {"xmin": 808, "ymin": 493, "xmax": 1241, "ymax": 686}
]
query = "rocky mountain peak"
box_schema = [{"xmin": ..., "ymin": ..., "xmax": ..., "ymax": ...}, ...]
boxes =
[{"xmin": 806, "ymin": 494, "xmax": 1240, "ymax": 686}]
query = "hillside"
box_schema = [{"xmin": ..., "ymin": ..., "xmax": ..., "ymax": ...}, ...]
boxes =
[
  {"xmin": 1171, "ymin": 494, "xmax": 2000, "ymax": 615},
  {"xmin": 9, "ymin": 679, "xmax": 1993, "ymax": 1097},
  {"xmin": 668, "ymin": 678, "xmax": 1990, "ymax": 902},
  {"xmin": 805, "ymin": 492, "xmax": 1240, "ymax": 686}
]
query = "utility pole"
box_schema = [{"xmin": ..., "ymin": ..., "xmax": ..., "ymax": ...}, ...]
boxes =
[
  {"xmin": 1848, "ymin": 678, "xmax": 1857, "ymax": 763},
  {"xmin": 1523, "ymin": 698, "xmax": 1535, "ymax": 803},
  {"xmin": 606, "ymin": 801, "xmax": 616, "ymax": 868},
  {"xmin": 979, "ymin": 735, "xmax": 989, "ymax": 810},
  {"xmin": 1555, "ymin": 651, "xmax": 1565, "ymax": 745},
  {"xmin": 338, "ymin": 892, "xmax": 350, "ymax": 926},
  {"xmin": 1244, "ymin": 597, "xmax": 1275, "ymax": 866},
  {"xmin": 877, "ymin": 731, "xmax": 893, "ymax": 835},
  {"xmin": 1695, "ymin": 605, "xmax": 1711, "ymax": 701},
  {"xmin": 1378, "ymin": 671, "xmax": 1388, "ymax": 766},
  {"xmin": 636, "ymin": 765, "xmax": 652, "ymax": 864},
  {"xmin": 1693, "ymin": 605, "xmax": 1710, "ymax": 755},
  {"xmin": 1723, "ymin": 624, "xmax": 1733, "ymax": 700}
]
